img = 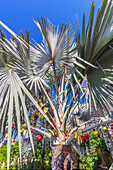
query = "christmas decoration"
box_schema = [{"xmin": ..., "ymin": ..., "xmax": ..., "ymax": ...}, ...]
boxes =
[
  {"xmin": 111, "ymin": 124, "xmax": 113, "ymax": 129},
  {"xmin": 31, "ymin": 130, "xmax": 33, "ymax": 133},
  {"xmin": 94, "ymin": 130, "xmax": 100, "ymax": 137},
  {"xmin": 37, "ymin": 135, "xmax": 43, "ymax": 142},
  {"xmin": 39, "ymin": 114, "xmax": 46, "ymax": 120},
  {"xmin": 102, "ymin": 126, "xmax": 108, "ymax": 132},
  {"xmin": 73, "ymin": 129, "xmax": 83, "ymax": 145},
  {"xmin": 22, "ymin": 124, "xmax": 27, "ymax": 130},
  {"xmin": 21, "ymin": 129, "xmax": 24, "ymax": 137},
  {"xmin": 85, "ymin": 133, "xmax": 89, "ymax": 139},
  {"xmin": 81, "ymin": 136, "xmax": 87, "ymax": 143}
]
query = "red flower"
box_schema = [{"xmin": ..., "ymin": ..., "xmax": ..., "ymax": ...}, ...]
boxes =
[
  {"xmin": 52, "ymin": 109, "xmax": 54, "ymax": 111},
  {"xmin": 39, "ymin": 126, "xmax": 41, "ymax": 129},
  {"xmin": 12, "ymin": 125, "xmax": 14, "ymax": 128},
  {"xmin": 37, "ymin": 135, "xmax": 43, "ymax": 142},
  {"xmin": 93, "ymin": 129, "xmax": 95, "ymax": 131},
  {"xmin": 57, "ymin": 103, "xmax": 60, "ymax": 105}
]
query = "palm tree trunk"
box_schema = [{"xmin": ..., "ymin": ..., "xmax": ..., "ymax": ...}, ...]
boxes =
[{"xmin": 51, "ymin": 145, "xmax": 73, "ymax": 170}]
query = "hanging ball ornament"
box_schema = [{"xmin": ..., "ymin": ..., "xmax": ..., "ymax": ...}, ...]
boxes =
[
  {"xmin": 81, "ymin": 136, "xmax": 87, "ymax": 143},
  {"xmin": 94, "ymin": 130, "xmax": 100, "ymax": 137},
  {"xmin": 31, "ymin": 130, "xmax": 33, "ymax": 133},
  {"xmin": 102, "ymin": 126, "xmax": 108, "ymax": 132},
  {"xmin": 37, "ymin": 135, "xmax": 43, "ymax": 142},
  {"xmin": 111, "ymin": 124, "xmax": 113, "ymax": 129},
  {"xmin": 85, "ymin": 134, "xmax": 89, "ymax": 139}
]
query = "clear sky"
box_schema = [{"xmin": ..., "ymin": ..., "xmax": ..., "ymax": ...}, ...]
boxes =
[{"xmin": 0, "ymin": 0, "xmax": 102, "ymax": 43}]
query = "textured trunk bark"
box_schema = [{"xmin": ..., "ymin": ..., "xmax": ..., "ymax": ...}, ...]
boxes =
[{"xmin": 51, "ymin": 145, "xmax": 73, "ymax": 170}]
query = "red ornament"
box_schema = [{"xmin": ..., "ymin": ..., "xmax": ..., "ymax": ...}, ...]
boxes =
[
  {"xmin": 81, "ymin": 136, "xmax": 87, "ymax": 143},
  {"xmin": 31, "ymin": 130, "xmax": 33, "ymax": 133},
  {"xmin": 39, "ymin": 127, "xmax": 41, "ymax": 129},
  {"xmin": 57, "ymin": 103, "xmax": 60, "ymax": 105},
  {"xmin": 12, "ymin": 125, "xmax": 14, "ymax": 128},
  {"xmin": 85, "ymin": 134, "xmax": 89, "ymax": 139},
  {"xmin": 52, "ymin": 109, "xmax": 54, "ymax": 111},
  {"xmin": 93, "ymin": 129, "xmax": 95, "ymax": 131},
  {"xmin": 37, "ymin": 135, "xmax": 43, "ymax": 142},
  {"xmin": 111, "ymin": 124, "xmax": 113, "ymax": 129},
  {"xmin": 33, "ymin": 108, "xmax": 35, "ymax": 110}
]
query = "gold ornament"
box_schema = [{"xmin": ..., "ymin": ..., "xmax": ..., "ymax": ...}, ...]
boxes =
[
  {"xmin": 73, "ymin": 129, "xmax": 83, "ymax": 145},
  {"xmin": 22, "ymin": 124, "xmax": 27, "ymax": 130},
  {"xmin": 102, "ymin": 126, "xmax": 108, "ymax": 132},
  {"xmin": 21, "ymin": 129, "xmax": 24, "ymax": 137},
  {"xmin": 94, "ymin": 130, "xmax": 100, "ymax": 137},
  {"xmin": 39, "ymin": 114, "xmax": 46, "ymax": 120}
]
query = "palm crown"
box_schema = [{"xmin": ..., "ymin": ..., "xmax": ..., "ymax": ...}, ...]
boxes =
[{"xmin": 0, "ymin": 0, "xmax": 113, "ymax": 169}]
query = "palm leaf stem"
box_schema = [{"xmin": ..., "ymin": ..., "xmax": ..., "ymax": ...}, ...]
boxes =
[
  {"xmin": 65, "ymin": 119, "xmax": 113, "ymax": 145},
  {"xmin": 31, "ymin": 126, "xmax": 51, "ymax": 138},
  {"xmin": 39, "ymin": 81, "xmax": 64, "ymax": 138},
  {"xmin": 52, "ymin": 59, "xmax": 59, "ymax": 97}
]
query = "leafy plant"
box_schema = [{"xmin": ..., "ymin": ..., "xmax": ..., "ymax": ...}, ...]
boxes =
[
  {"xmin": 79, "ymin": 131, "xmax": 112, "ymax": 169},
  {"xmin": 0, "ymin": 0, "xmax": 113, "ymax": 169}
]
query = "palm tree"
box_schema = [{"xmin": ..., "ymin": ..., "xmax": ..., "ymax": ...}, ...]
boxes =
[{"xmin": 0, "ymin": 0, "xmax": 113, "ymax": 169}]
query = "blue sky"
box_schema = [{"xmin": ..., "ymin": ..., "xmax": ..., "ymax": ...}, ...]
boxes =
[{"xmin": 0, "ymin": 0, "xmax": 102, "ymax": 43}]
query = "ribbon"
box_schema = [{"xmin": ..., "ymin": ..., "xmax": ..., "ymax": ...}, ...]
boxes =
[
  {"xmin": 73, "ymin": 129, "xmax": 82, "ymax": 145},
  {"xmin": 21, "ymin": 129, "xmax": 29, "ymax": 138},
  {"xmin": 34, "ymin": 103, "xmax": 48, "ymax": 120}
]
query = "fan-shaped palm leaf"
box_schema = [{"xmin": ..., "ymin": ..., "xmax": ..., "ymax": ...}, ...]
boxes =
[{"xmin": 76, "ymin": 0, "xmax": 113, "ymax": 115}]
